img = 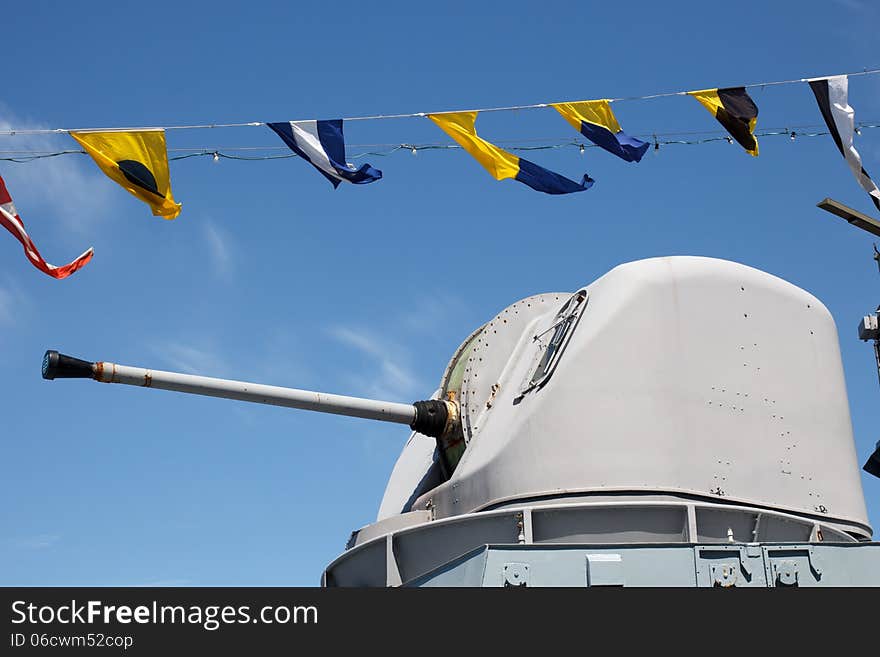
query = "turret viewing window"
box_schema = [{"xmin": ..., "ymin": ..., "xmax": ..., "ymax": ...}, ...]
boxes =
[{"xmin": 525, "ymin": 290, "xmax": 588, "ymax": 392}]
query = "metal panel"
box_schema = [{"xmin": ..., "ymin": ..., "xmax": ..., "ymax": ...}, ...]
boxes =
[
  {"xmin": 377, "ymin": 428, "xmax": 441, "ymax": 521},
  {"xmin": 532, "ymin": 506, "xmax": 688, "ymax": 544},
  {"xmin": 351, "ymin": 510, "xmax": 432, "ymax": 547},
  {"xmin": 696, "ymin": 508, "xmax": 760, "ymax": 543},
  {"xmin": 392, "ymin": 511, "xmax": 520, "ymax": 583},
  {"xmin": 755, "ymin": 514, "xmax": 813, "ymax": 543},
  {"xmin": 397, "ymin": 543, "xmax": 880, "ymax": 587},
  {"xmin": 694, "ymin": 545, "xmax": 768, "ymax": 587},
  {"xmin": 324, "ymin": 537, "xmax": 386, "ymax": 587},
  {"xmin": 458, "ymin": 293, "xmax": 567, "ymax": 446},
  {"xmin": 762, "ymin": 547, "xmax": 823, "ymax": 587},
  {"xmin": 412, "ymin": 545, "xmax": 700, "ymax": 587},
  {"xmin": 586, "ymin": 553, "xmax": 625, "ymax": 586},
  {"xmin": 406, "ymin": 547, "xmax": 490, "ymax": 588}
]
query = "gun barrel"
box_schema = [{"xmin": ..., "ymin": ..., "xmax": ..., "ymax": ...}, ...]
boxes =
[{"xmin": 42, "ymin": 350, "xmax": 416, "ymax": 425}]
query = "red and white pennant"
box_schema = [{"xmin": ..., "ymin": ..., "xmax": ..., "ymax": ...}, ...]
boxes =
[{"xmin": 0, "ymin": 174, "xmax": 93, "ymax": 279}]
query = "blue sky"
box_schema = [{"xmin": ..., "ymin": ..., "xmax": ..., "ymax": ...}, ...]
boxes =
[{"xmin": 1, "ymin": 0, "xmax": 879, "ymax": 585}]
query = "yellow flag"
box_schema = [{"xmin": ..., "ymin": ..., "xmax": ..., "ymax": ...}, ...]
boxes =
[
  {"xmin": 428, "ymin": 112, "xmax": 520, "ymax": 180},
  {"xmin": 70, "ymin": 129, "xmax": 181, "ymax": 219},
  {"xmin": 553, "ymin": 99, "xmax": 622, "ymax": 134}
]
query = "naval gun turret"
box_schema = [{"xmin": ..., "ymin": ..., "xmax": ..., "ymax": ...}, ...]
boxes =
[{"xmin": 42, "ymin": 256, "xmax": 880, "ymax": 587}]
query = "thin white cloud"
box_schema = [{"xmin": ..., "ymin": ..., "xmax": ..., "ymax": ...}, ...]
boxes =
[
  {"xmin": 203, "ymin": 219, "xmax": 232, "ymax": 277},
  {"xmin": 6, "ymin": 534, "xmax": 60, "ymax": 550},
  {"xmin": 0, "ymin": 279, "xmax": 29, "ymax": 327},
  {"xmin": 0, "ymin": 284, "xmax": 15, "ymax": 326},
  {"xmin": 150, "ymin": 341, "xmax": 228, "ymax": 376},
  {"xmin": 248, "ymin": 327, "xmax": 311, "ymax": 385},
  {"xmin": 325, "ymin": 292, "xmax": 465, "ymax": 402},
  {"xmin": 832, "ymin": 0, "xmax": 869, "ymax": 10},
  {"xmin": 329, "ymin": 327, "xmax": 386, "ymax": 360},
  {"xmin": 327, "ymin": 326, "xmax": 422, "ymax": 401},
  {"xmin": 398, "ymin": 293, "xmax": 467, "ymax": 336},
  {"xmin": 0, "ymin": 106, "xmax": 115, "ymax": 241}
]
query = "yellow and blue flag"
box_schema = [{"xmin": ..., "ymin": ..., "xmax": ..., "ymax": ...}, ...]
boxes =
[
  {"xmin": 428, "ymin": 112, "xmax": 593, "ymax": 195},
  {"xmin": 552, "ymin": 100, "xmax": 649, "ymax": 163},
  {"xmin": 70, "ymin": 129, "xmax": 181, "ymax": 218}
]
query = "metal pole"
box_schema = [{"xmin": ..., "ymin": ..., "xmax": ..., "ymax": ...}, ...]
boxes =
[
  {"xmin": 42, "ymin": 351, "xmax": 416, "ymax": 425},
  {"xmin": 874, "ymin": 339, "xmax": 880, "ymax": 388},
  {"xmin": 874, "ymin": 244, "xmax": 880, "ymax": 386}
]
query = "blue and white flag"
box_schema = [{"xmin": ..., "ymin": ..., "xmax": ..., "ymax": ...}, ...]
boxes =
[{"xmin": 267, "ymin": 120, "xmax": 382, "ymax": 188}]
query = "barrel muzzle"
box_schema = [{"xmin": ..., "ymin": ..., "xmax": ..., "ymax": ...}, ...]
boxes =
[{"xmin": 41, "ymin": 350, "xmax": 95, "ymax": 380}]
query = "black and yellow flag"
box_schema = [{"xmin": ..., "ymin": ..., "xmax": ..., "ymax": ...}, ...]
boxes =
[
  {"xmin": 70, "ymin": 129, "xmax": 181, "ymax": 219},
  {"xmin": 688, "ymin": 87, "xmax": 759, "ymax": 156}
]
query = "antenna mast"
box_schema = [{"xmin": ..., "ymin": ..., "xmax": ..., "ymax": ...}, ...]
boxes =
[{"xmin": 859, "ymin": 243, "xmax": 880, "ymax": 386}]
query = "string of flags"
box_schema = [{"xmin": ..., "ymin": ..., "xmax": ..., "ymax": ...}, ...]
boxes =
[
  {"xmin": 1, "ymin": 69, "xmax": 879, "ymax": 279},
  {"xmin": 3, "ymin": 125, "xmax": 876, "ymax": 162}
]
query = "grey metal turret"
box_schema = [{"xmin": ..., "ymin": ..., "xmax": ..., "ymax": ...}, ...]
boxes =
[{"xmin": 43, "ymin": 256, "xmax": 880, "ymax": 587}]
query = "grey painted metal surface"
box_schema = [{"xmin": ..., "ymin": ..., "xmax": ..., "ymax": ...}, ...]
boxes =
[
  {"xmin": 405, "ymin": 543, "xmax": 880, "ymax": 587},
  {"xmin": 323, "ymin": 256, "xmax": 880, "ymax": 587},
  {"xmin": 405, "ymin": 257, "xmax": 869, "ymax": 536},
  {"xmin": 377, "ymin": 391, "xmax": 444, "ymax": 520},
  {"xmin": 325, "ymin": 498, "xmax": 874, "ymax": 586}
]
